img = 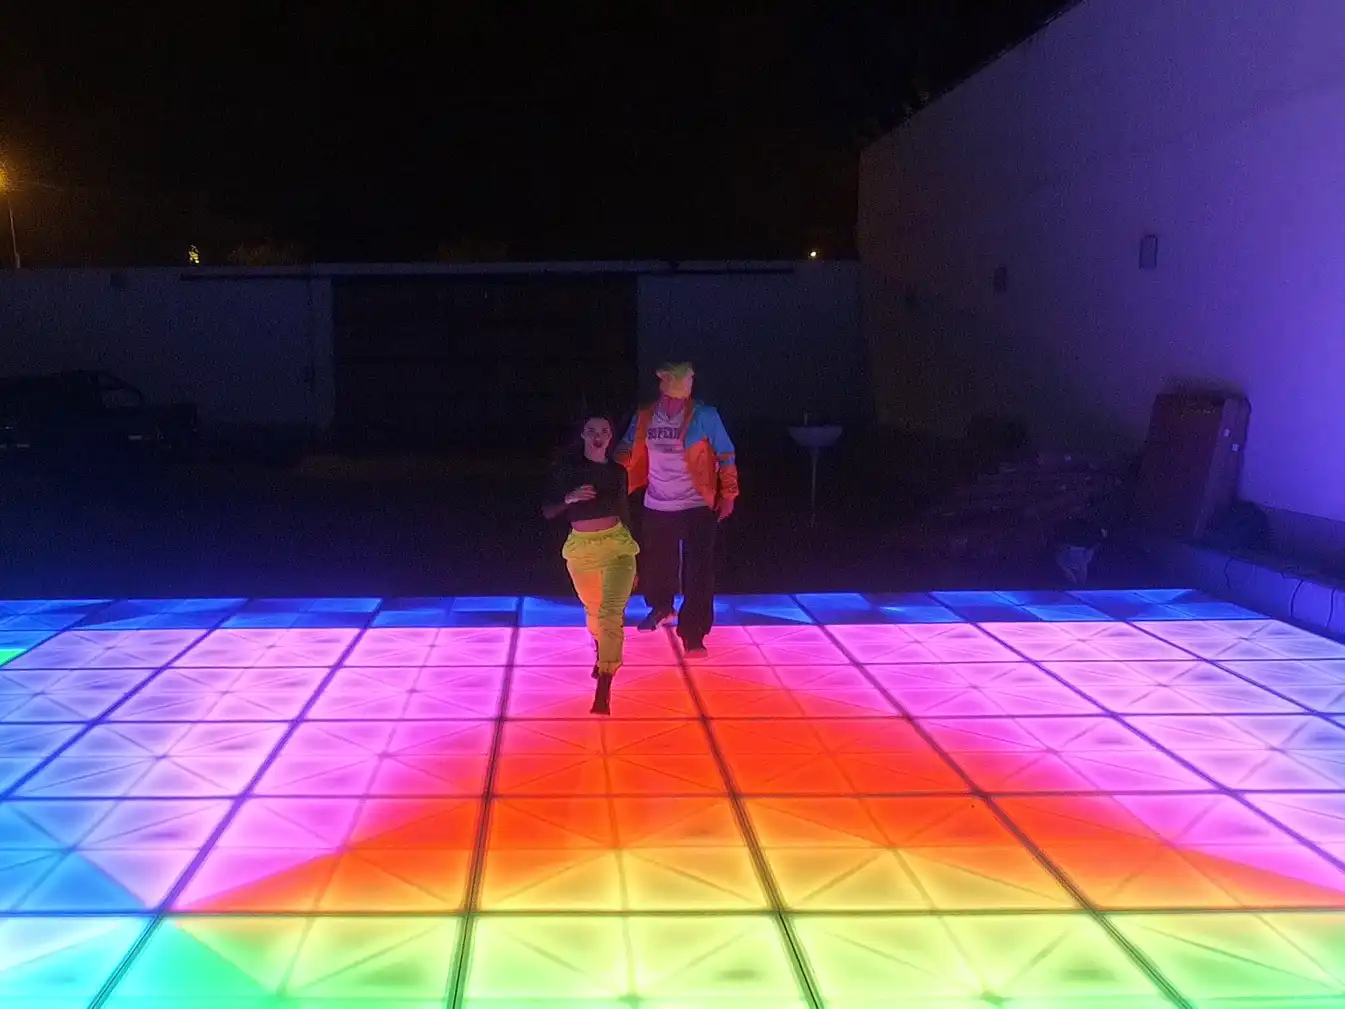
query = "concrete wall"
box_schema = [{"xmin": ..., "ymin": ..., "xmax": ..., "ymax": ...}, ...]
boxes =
[
  {"xmin": 636, "ymin": 262, "xmax": 863, "ymax": 425},
  {"xmin": 0, "ymin": 260, "xmax": 860, "ymax": 437},
  {"xmin": 0, "ymin": 269, "xmax": 331, "ymax": 434},
  {"xmin": 859, "ymin": 0, "xmax": 1345, "ymax": 527}
]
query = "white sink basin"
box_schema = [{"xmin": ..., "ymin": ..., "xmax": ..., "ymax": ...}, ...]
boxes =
[{"xmin": 789, "ymin": 424, "xmax": 843, "ymax": 450}]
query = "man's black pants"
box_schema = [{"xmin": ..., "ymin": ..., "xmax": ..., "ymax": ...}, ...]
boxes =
[{"xmin": 639, "ymin": 504, "xmax": 717, "ymax": 645}]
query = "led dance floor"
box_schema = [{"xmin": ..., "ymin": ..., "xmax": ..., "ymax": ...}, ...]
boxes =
[{"xmin": 1, "ymin": 589, "xmax": 1344, "ymax": 1008}]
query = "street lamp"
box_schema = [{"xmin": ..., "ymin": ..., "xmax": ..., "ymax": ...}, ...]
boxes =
[{"xmin": 0, "ymin": 164, "xmax": 20, "ymax": 269}]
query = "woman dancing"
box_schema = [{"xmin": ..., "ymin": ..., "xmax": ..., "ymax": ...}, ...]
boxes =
[{"xmin": 542, "ymin": 415, "xmax": 639, "ymax": 714}]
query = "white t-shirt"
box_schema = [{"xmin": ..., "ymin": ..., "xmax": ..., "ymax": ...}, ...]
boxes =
[{"xmin": 644, "ymin": 403, "xmax": 705, "ymax": 512}]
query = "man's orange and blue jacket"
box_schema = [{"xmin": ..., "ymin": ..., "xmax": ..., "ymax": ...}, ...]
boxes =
[{"xmin": 615, "ymin": 400, "xmax": 740, "ymax": 507}]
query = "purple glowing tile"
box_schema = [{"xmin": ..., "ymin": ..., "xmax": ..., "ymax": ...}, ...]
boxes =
[
  {"xmin": 0, "ymin": 723, "xmax": 82, "ymax": 758},
  {"xmin": 6, "ymin": 630, "xmax": 205, "ymax": 670},
  {"xmin": 1137, "ymin": 620, "xmax": 1345, "ymax": 661},
  {"xmin": 866, "ymin": 663, "xmax": 1100, "ymax": 716},
  {"xmin": 515, "ymin": 627, "xmax": 674, "ymax": 666},
  {"xmin": 979, "ymin": 622, "xmax": 1188, "ymax": 662},
  {"xmin": 739, "ymin": 625, "xmax": 847, "ymax": 664},
  {"xmin": 256, "ymin": 720, "xmax": 492, "ymax": 796},
  {"xmin": 344, "ymin": 627, "xmax": 512, "ymax": 666},
  {"xmin": 174, "ymin": 628, "xmax": 358, "ymax": 668},
  {"xmin": 308, "ymin": 666, "xmax": 503, "ymax": 720},
  {"xmin": 1041, "ymin": 661, "xmax": 1306, "ymax": 714},
  {"xmin": 921, "ymin": 716, "xmax": 1210, "ymax": 793},
  {"xmin": 109, "ymin": 667, "xmax": 325, "ymax": 722},
  {"xmin": 828, "ymin": 624, "xmax": 1017, "ymax": 664},
  {"xmin": 1127, "ymin": 714, "xmax": 1345, "ymax": 790},
  {"xmin": 1246, "ymin": 793, "xmax": 1345, "ymax": 862},
  {"xmin": 307, "ymin": 667, "xmax": 420, "ymax": 719},
  {"xmin": 18, "ymin": 722, "xmax": 286, "ymax": 798}
]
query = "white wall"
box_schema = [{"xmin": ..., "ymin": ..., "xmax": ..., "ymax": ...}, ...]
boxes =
[
  {"xmin": 0, "ymin": 269, "xmax": 331, "ymax": 433},
  {"xmin": 637, "ymin": 262, "xmax": 863, "ymax": 425},
  {"xmin": 860, "ymin": 0, "xmax": 1345, "ymax": 525}
]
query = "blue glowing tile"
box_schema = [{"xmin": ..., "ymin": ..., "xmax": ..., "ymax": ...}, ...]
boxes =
[
  {"xmin": 0, "ymin": 723, "xmax": 81, "ymax": 758},
  {"xmin": 14, "ymin": 852, "xmax": 152, "ymax": 912},
  {"xmin": 0, "ymin": 914, "xmax": 149, "ymax": 1009},
  {"xmin": 713, "ymin": 595, "xmax": 813, "ymax": 626},
  {"xmin": 224, "ymin": 597, "xmax": 381, "ymax": 629},
  {"xmin": 933, "ymin": 590, "xmax": 1111, "ymax": 623},
  {"xmin": 867, "ymin": 593, "xmax": 964, "ymax": 624},
  {"xmin": 81, "ymin": 598, "xmax": 247, "ymax": 631},
  {"xmin": 376, "ymin": 596, "xmax": 520, "ymax": 627},
  {"xmin": 0, "ymin": 600, "xmax": 110, "ymax": 632},
  {"xmin": 521, "ymin": 597, "xmax": 595, "ymax": 627},
  {"xmin": 0, "ymin": 633, "xmax": 54, "ymax": 665},
  {"xmin": 1070, "ymin": 589, "xmax": 1263, "ymax": 621}
]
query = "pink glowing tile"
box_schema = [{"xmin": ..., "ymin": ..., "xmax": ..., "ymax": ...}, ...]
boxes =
[
  {"xmin": 689, "ymin": 665, "xmax": 898, "ymax": 719},
  {"xmin": 507, "ymin": 667, "xmax": 696, "ymax": 719},
  {"xmin": 979, "ymin": 622, "xmax": 1187, "ymax": 661},
  {"xmin": 6, "ymin": 629, "xmax": 205, "ymax": 669},
  {"xmin": 308, "ymin": 666, "xmax": 502, "ymax": 720},
  {"xmin": 424, "ymin": 628, "xmax": 514, "ymax": 665},
  {"xmin": 676, "ymin": 627, "xmax": 768, "ymax": 664},
  {"xmin": 1127, "ymin": 714, "xmax": 1345, "ymax": 790},
  {"xmin": 514, "ymin": 627, "xmax": 676, "ymax": 666},
  {"xmin": 1040, "ymin": 661, "xmax": 1305, "ymax": 714},
  {"xmin": 1136, "ymin": 620, "xmax": 1345, "ymax": 661},
  {"xmin": 921, "ymin": 716, "xmax": 1210, "ymax": 793},
  {"xmin": 738, "ymin": 626, "xmax": 846, "ymax": 664},
  {"xmin": 256, "ymin": 720, "xmax": 492, "ymax": 796},
  {"xmin": 341, "ymin": 628, "xmax": 438, "ymax": 665},
  {"xmin": 829, "ymin": 623, "xmax": 1018, "ymax": 663},
  {"xmin": 1246, "ymin": 793, "xmax": 1345, "ymax": 862},
  {"xmin": 174, "ymin": 628, "xmax": 358, "ymax": 668},
  {"xmin": 867, "ymin": 662, "xmax": 1099, "ymax": 716}
]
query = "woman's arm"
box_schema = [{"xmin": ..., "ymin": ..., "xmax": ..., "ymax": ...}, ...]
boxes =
[
  {"xmin": 542, "ymin": 470, "xmax": 570, "ymax": 520},
  {"xmin": 615, "ymin": 466, "xmax": 632, "ymax": 528}
]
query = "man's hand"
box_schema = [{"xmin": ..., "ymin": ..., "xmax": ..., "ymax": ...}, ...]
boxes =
[
  {"xmin": 716, "ymin": 497, "xmax": 735, "ymax": 522},
  {"xmin": 565, "ymin": 485, "xmax": 597, "ymax": 505}
]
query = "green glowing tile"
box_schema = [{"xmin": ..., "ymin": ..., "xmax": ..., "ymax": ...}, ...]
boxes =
[
  {"xmin": 0, "ymin": 915, "xmax": 148, "ymax": 1009},
  {"xmin": 466, "ymin": 917, "xmax": 627, "ymax": 1000},
  {"xmin": 794, "ymin": 914, "xmax": 1163, "ymax": 1004},
  {"xmin": 104, "ymin": 916, "xmax": 461, "ymax": 1005},
  {"xmin": 1112, "ymin": 912, "xmax": 1345, "ymax": 1002},
  {"xmin": 0, "ymin": 649, "xmax": 24, "ymax": 667},
  {"xmin": 465, "ymin": 915, "xmax": 801, "ymax": 1004}
]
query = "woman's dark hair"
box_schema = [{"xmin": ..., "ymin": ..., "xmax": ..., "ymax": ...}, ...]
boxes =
[{"xmin": 552, "ymin": 413, "xmax": 619, "ymax": 468}]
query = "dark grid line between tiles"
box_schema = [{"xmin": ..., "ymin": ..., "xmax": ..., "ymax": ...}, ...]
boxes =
[{"xmin": 810, "ymin": 621, "xmax": 1196, "ymax": 1009}]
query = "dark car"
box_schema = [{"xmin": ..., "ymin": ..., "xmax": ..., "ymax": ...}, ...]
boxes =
[{"xmin": 0, "ymin": 370, "xmax": 198, "ymax": 468}]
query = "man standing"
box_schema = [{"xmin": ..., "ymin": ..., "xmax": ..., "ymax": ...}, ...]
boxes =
[{"xmin": 615, "ymin": 362, "xmax": 738, "ymax": 657}]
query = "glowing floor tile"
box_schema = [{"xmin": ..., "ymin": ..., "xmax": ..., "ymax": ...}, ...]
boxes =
[
  {"xmin": 110, "ymin": 666, "xmax": 327, "ymax": 721},
  {"xmin": 736, "ymin": 624, "xmax": 846, "ymax": 664},
  {"xmin": 829, "ymin": 623, "xmax": 1019, "ymax": 663},
  {"xmin": 980, "ymin": 622, "xmax": 1189, "ymax": 661},
  {"xmin": 1072, "ymin": 588, "xmax": 1263, "ymax": 621},
  {"xmin": 0, "ymin": 667, "xmax": 157, "ymax": 722},
  {"xmin": 308, "ymin": 665, "xmax": 503, "ymax": 720},
  {"xmin": 664, "ymin": 626, "xmax": 768, "ymax": 664},
  {"xmin": 712, "ymin": 718, "xmax": 966, "ymax": 794},
  {"xmin": 223, "ymin": 597, "xmax": 381, "ymax": 628},
  {"xmin": 794, "ymin": 913, "xmax": 1167, "ymax": 1006},
  {"xmin": 6, "ymin": 629, "xmax": 205, "ymax": 669},
  {"xmin": 712, "ymin": 594, "xmax": 813, "ymax": 625},
  {"xmin": 0, "ymin": 797, "xmax": 231, "ymax": 911},
  {"xmin": 0, "ymin": 915, "xmax": 148, "ymax": 1009},
  {"xmin": 376, "ymin": 595, "xmax": 519, "ymax": 627},
  {"xmin": 495, "ymin": 720, "xmax": 725, "ymax": 796},
  {"xmin": 19, "ymin": 721, "xmax": 286, "ymax": 798},
  {"xmin": 83, "ymin": 598, "xmax": 248, "ymax": 630},
  {"xmin": 0, "ymin": 598, "xmax": 109, "ymax": 632},
  {"xmin": 1042, "ymin": 659, "xmax": 1304, "ymax": 714},
  {"xmin": 690, "ymin": 664, "xmax": 899, "ymax": 718},
  {"xmin": 1127, "ymin": 714, "xmax": 1345, "ymax": 790},
  {"xmin": 800, "ymin": 591, "xmax": 964, "ymax": 624},
  {"xmin": 507, "ymin": 665, "xmax": 696, "ymax": 719},
  {"xmin": 749, "ymin": 796, "xmax": 1075, "ymax": 910},
  {"xmin": 343, "ymin": 627, "xmax": 514, "ymax": 666},
  {"xmin": 921, "ymin": 716, "xmax": 1211, "ymax": 793},
  {"xmin": 934, "ymin": 590, "xmax": 1112, "ymax": 623},
  {"xmin": 998, "ymin": 793, "xmax": 1345, "ymax": 909},
  {"xmin": 175, "ymin": 628, "xmax": 359, "ymax": 668},
  {"xmin": 515, "ymin": 626, "xmax": 676, "ymax": 665},
  {"xmin": 0, "ymin": 724, "xmax": 84, "ymax": 791},
  {"xmin": 465, "ymin": 915, "xmax": 804, "ymax": 1004},
  {"xmin": 103, "ymin": 915, "xmax": 463, "ymax": 1006},
  {"xmin": 1138, "ymin": 619, "xmax": 1345, "ymax": 661},
  {"xmin": 1246, "ymin": 793, "xmax": 1345, "ymax": 861},
  {"xmin": 257, "ymin": 720, "xmax": 492, "ymax": 797},
  {"xmin": 868, "ymin": 662, "xmax": 1101, "ymax": 716},
  {"xmin": 0, "ymin": 632, "xmax": 57, "ymax": 668},
  {"xmin": 1222, "ymin": 657, "xmax": 1345, "ymax": 699},
  {"xmin": 1111, "ymin": 912, "xmax": 1345, "ymax": 1004}
]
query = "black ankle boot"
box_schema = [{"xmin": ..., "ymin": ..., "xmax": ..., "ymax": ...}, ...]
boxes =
[{"xmin": 590, "ymin": 673, "xmax": 613, "ymax": 715}]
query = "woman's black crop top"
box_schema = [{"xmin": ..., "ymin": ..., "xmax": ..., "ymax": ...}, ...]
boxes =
[{"xmin": 548, "ymin": 458, "xmax": 631, "ymax": 525}]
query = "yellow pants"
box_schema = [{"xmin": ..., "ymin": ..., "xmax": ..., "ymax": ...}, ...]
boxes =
[{"xmin": 562, "ymin": 523, "xmax": 640, "ymax": 675}]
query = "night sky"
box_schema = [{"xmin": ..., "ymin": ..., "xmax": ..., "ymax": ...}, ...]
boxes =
[{"xmin": 1, "ymin": 1, "xmax": 1069, "ymax": 267}]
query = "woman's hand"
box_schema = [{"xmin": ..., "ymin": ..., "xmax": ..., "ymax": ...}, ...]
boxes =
[{"xmin": 564, "ymin": 485, "xmax": 597, "ymax": 505}]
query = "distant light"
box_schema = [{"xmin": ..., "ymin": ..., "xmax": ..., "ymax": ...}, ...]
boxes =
[
  {"xmin": 808, "ymin": 249, "xmax": 820, "ymax": 259},
  {"xmin": 187, "ymin": 245, "xmax": 201, "ymax": 266},
  {"xmin": 0, "ymin": 165, "xmax": 8, "ymax": 192}
]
